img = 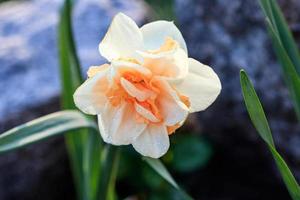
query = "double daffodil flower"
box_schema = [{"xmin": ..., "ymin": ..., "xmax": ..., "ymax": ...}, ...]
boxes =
[{"xmin": 74, "ymin": 13, "xmax": 221, "ymax": 158}]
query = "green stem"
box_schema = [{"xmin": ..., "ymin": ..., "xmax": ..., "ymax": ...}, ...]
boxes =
[{"xmin": 98, "ymin": 145, "xmax": 120, "ymax": 200}]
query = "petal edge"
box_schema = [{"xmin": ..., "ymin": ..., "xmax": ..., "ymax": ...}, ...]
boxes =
[
  {"xmin": 175, "ymin": 58, "xmax": 221, "ymax": 112},
  {"xmin": 99, "ymin": 13, "xmax": 143, "ymax": 61}
]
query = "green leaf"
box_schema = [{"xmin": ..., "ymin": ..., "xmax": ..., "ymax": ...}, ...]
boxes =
[
  {"xmin": 239, "ymin": 70, "xmax": 274, "ymax": 146},
  {"xmin": 58, "ymin": 0, "xmax": 82, "ymax": 102},
  {"xmin": 266, "ymin": 19, "xmax": 300, "ymax": 121},
  {"xmin": 0, "ymin": 111, "xmax": 97, "ymax": 153},
  {"xmin": 169, "ymin": 135, "xmax": 213, "ymax": 172},
  {"xmin": 240, "ymin": 70, "xmax": 300, "ymax": 200},
  {"xmin": 145, "ymin": 0, "xmax": 175, "ymax": 20},
  {"xmin": 260, "ymin": 0, "xmax": 300, "ymax": 75},
  {"xmin": 267, "ymin": 26, "xmax": 300, "ymax": 118},
  {"xmin": 144, "ymin": 157, "xmax": 179, "ymax": 189},
  {"xmin": 269, "ymin": 145, "xmax": 300, "ymax": 200},
  {"xmin": 98, "ymin": 145, "xmax": 120, "ymax": 200},
  {"xmin": 259, "ymin": 0, "xmax": 300, "ymax": 120},
  {"xmin": 58, "ymin": 0, "xmax": 103, "ymax": 200},
  {"xmin": 142, "ymin": 162, "xmax": 166, "ymax": 189},
  {"xmin": 143, "ymin": 157, "xmax": 193, "ymax": 200},
  {"xmin": 83, "ymin": 132, "xmax": 103, "ymax": 200}
]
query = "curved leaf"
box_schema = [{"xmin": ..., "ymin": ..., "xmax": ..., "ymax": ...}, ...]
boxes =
[
  {"xmin": 240, "ymin": 70, "xmax": 300, "ymax": 200},
  {"xmin": 259, "ymin": 0, "xmax": 300, "ymax": 120},
  {"xmin": 0, "ymin": 111, "xmax": 98, "ymax": 153},
  {"xmin": 58, "ymin": 1, "xmax": 87, "ymax": 199},
  {"xmin": 240, "ymin": 70, "xmax": 274, "ymax": 146},
  {"xmin": 260, "ymin": 0, "xmax": 300, "ymax": 75},
  {"xmin": 98, "ymin": 145, "xmax": 120, "ymax": 200},
  {"xmin": 143, "ymin": 157, "xmax": 193, "ymax": 200},
  {"xmin": 58, "ymin": 0, "xmax": 104, "ymax": 200}
]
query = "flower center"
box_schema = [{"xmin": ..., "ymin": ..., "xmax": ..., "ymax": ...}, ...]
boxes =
[
  {"xmin": 90, "ymin": 36, "xmax": 190, "ymax": 134},
  {"xmin": 105, "ymin": 69, "xmax": 163, "ymax": 124}
]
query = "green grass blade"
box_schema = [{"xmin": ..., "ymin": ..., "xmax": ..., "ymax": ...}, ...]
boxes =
[
  {"xmin": 58, "ymin": 0, "xmax": 88, "ymax": 199},
  {"xmin": 143, "ymin": 157, "xmax": 193, "ymax": 200},
  {"xmin": 259, "ymin": 0, "xmax": 278, "ymax": 35},
  {"xmin": 144, "ymin": 0, "xmax": 175, "ymax": 20},
  {"xmin": 0, "ymin": 111, "xmax": 97, "ymax": 153},
  {"xmin": 269, "ymin": 145, "xmax": 300, "ymax": 200},
  {"xmin": 84, "ymin": 133, "xmax": 103, "ymax": 200},
  {"xmin": 240, "ymin": 70, "xmax": 300, "ymax": 200},
  {"xmin": 58, "ymin": 0, "xmax": 103, "ymax": 199},
  {"xmin": 144, "ymin": 157, "xmax": 179, "ymax": 189},
  {"xmin": 270, "ymin": 0, "xmax": 300, "ymax": 75},
  {"xmin": 58, "ymin": 0, "xmax": 82, "ymax": 103},
  {"xmin": 266, "ymin": 19, "xmax": 300, "ymax": 120},
  {"xmin": 239, "ymin": 70, "xmax": 274, "ymax": 146},
  {"xmin": 98, "ymin": 145, "xmax": 120, "ymax": 200},
  {"xmin": 260, "ymin": 0, "xmax": 300, "ymax": 75},
  {"xmin": 259, "ymin": 0, "xmax": 300, "ymax": 120}
]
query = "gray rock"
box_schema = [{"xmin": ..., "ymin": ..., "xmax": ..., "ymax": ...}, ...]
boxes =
[
  {"xmin": 0, "ymin": 0, "xmax": 147, "ymax": 121},
  {"xmin": 175, "ymin": 0, "xmax": 300, "ymax": 179},
  {"xmin": 0, "ymin": 0, "xmax": 147, "ymax": 199}
]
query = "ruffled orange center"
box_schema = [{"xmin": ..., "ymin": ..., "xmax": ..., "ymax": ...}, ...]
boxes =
[
  {"xmin": 90, "ymin": 37, "xmax": 189, "ymax": 134},
  {"xmin": 106, "ymin": 69, "xmax": 163, "ymax": 124}
]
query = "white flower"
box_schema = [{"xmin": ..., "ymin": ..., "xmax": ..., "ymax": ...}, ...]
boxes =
[{"xmin": 74, "ymin": 13, "xmax": 221, "ymax": 158}]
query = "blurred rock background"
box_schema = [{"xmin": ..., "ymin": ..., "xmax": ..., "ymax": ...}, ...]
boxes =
[
  {"xmin": 174, "ymin": 0, "xmax": 300, "ymax": 199},
  {"xmin": 0, "ymin": 0, "xmax": 300, "ymax": 199},
  {"xmin": 0, "ymin": 0, "xmax": 147, "ymax": 199}
]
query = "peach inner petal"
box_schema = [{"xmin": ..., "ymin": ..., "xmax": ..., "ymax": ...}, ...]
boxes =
[
  {"xmin": 134, "ymin": 102, "xmax": 160, "ymax": 123},
  {"xmin": 93, "ymin": 65, "xmax": 189, "ymax": 134},
  {"xmin": 117, "ymin": 57, "xmax": 140, "ymax": 64},
  {"xmin": 120, "ymin": 78, "xmax": 154, "ymax": 102},
  {"xmin": 91, "ymin": 37, "xmax": 189, "ymax": 133},
  {"xmin": 167, "ymin": 123, "xmax": 182, "ymax": 135},
  {"xmin": 104, "ymin": 68, "xmax": 165, "ymax": 124},
  {"xmin": 142, "ymin": 37, "xmax": 186, "ymax": 79},
  {"xmin": 87, "ymin": 64, "xmax": 110, "ymax": 78},
  {"xmin": 148, "ymin": 37, "xmax": 178, "ymax": 54},
  {"xmin": 144, "ymin": 58, "xmax": 179, "ymax": 78}
]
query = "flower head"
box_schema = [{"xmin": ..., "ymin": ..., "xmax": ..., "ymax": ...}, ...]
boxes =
[{"xmin": 74, "ymin": 13, "xmax": 221, "ymax": 158}]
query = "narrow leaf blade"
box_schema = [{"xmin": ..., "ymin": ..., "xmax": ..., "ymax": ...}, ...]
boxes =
[
  {"xmin": 240, "ymin": 70, "xmax": 300, "ymax": 200},
  {"xmin": 58, "ymin": 1, "xmax": 103, "ymax": 200},
  {"xmin": 58, "ymin": 1, "xmax": 88, "ymax": 199},
  {"xmin": 269, "ymin": 0, "xmax": 300, "ymax": 75},
  {"xmin": 144, "ymin": 157, "xmax": 179, "ymax": 189},
  {"xmin": 259, "ymin": 0, "xmax": 277, "ymax": 32},
  {"xmin": 98, "ymin": 145, "xmax": 120, "ymax": 200},
  {"xmin": 266, "ymin": 19, "xmax": 300, "ymax": 120},
  {"xmin": 240, "ymin": 70, "xmax": 274, "ymax": 146},
  {"xmin": 0, "ymin": 111, "xmax": 97, "ymax": 153},
  {"xmin": 259, "ymin": 0, "xmax": 300, "ymax": 120},
  {"xmin": 143, "ymin": 157, "xmax": 193, "ymax": 200},
  {"xmin": 269, "ymin": 145, "xmax": 300, "ymax": 200}
]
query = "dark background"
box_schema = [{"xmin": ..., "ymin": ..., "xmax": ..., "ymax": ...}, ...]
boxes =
[{"xmin": 0, "ymin": 0, "xmax": 300, "ymax": 199}]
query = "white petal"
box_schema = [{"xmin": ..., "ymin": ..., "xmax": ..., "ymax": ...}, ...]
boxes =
[
  {"xmin": 99, "ymin": 13, "xmax": 143, "ymax": 61},
  {"xmin": 73, "ymin": 68, "xmax": 109, "ymax": 115},
  {"xmin": 111, "ymin": 60, "xmax": 152, "ymax": 77},
  {"xmin": 134, "ymin": 102, "xmax": 160, "ymax": 123},
  {"xmin": 132, "ymin": 124, "xmax": 169, "ymax": 158},
  {"xmin": 142, "ymin": 48, "xmax": 188, "ymax": 82},
  {"xmin": 175, "ymin": 58, "xmax": 221, "ymax": 112},
  {"xmin": 87, "ymin": 64, "xmax": 110, "ymax": 78},
  {"xmin": 156, "ymin": 78, "xmax": 189, "ymax": 126},
  {"xmin": 106, "ymin": 61, "xmax": 151, "ymax": 86},
  {"xmin": 140, "ymin": 20, "xmax": 187, "ymax": 53},
  {"xmin": 98, "ymin": 102, "xmax": 146, "ymax": 145},
  {"xmin": 137, "ymin": 49, "xmax": 175, "ymax": 59},
  {"xmin": 120, "ymin": 78, "xmax": 154, "ymax": 102}
]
